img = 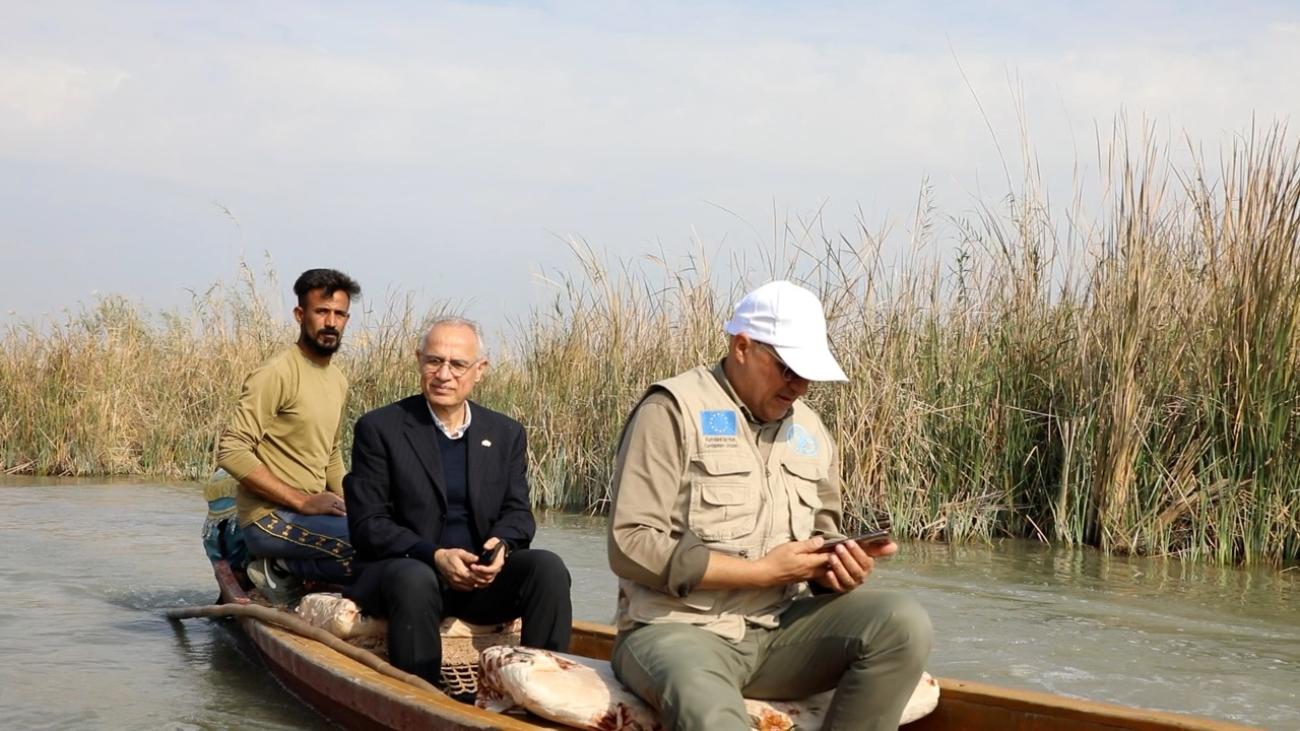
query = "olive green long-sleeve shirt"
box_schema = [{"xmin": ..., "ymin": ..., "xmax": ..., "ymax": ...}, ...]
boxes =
[{"xmin": 217, "ymin": 345, "xmax": 348, "ymax": 526}]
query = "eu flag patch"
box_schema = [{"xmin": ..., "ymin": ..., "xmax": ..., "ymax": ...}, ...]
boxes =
[{"xmin": 701, "ymin": 410, "xmax": 738, "ymax": 436}]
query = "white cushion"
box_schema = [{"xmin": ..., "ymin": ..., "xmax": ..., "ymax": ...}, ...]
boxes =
[{"xmin": 295, "ymin": 592, "xmax": 386, "ymax": 639}]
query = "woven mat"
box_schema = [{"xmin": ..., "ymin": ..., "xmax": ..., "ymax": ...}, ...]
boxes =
[{"xmin": 350, "ymin": 620, "xmax": 521, "ymax": 696}]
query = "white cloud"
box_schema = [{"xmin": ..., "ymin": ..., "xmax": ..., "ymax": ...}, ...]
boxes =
[
  {"xmin": 4, "ymin": 4, "xmax": 1297, "ymax": 187},
  {"xmin": 3, "ymin": 2, "xmax": 1300, "ymax": 325},
  {"xmin": 0, "ymin": 58, "xmax": 129, "ymax": 124}
]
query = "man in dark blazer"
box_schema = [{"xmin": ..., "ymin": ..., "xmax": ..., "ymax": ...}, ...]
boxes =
[{"xmin": 343, "ymin": 317, "xmax": 572, "ymax": 688}]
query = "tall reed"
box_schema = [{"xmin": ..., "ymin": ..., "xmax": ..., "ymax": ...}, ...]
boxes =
[{"xmin": 2, "ymin": 126, "xmax": 1298, "ymax": 564}]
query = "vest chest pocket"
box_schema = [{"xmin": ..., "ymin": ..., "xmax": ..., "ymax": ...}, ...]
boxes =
[
  {"xmin": 781, "ymin": 457, "xmax": 826, "ymax": 539},
  {"xmin": 688, "ymin": 455, "xmax": 759, "ymax": 542}
]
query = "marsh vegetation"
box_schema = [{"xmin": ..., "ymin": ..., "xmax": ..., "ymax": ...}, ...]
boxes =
[{"xmin": 5, "ymin": 128, "xmax": 1299, "ymax": 564}]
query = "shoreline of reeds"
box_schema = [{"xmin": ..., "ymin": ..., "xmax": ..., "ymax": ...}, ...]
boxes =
[{"xmin": 4, "ymin": 127, "xmax": 1300, "ymax": 565}]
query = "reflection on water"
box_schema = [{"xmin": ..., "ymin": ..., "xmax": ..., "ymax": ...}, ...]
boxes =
[{"xmin": 0, "ymin": 478, "xmax": 1296, "ymax": 728}]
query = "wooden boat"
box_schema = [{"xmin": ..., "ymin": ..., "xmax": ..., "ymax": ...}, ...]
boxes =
[{"xmin": 208, "ymin": 560, "xmax": 1256, "ymax": 731}]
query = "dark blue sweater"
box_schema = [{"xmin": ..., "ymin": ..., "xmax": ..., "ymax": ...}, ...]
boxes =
[{"xmin": 434, "ymin": 426, "xmax": 475, "ymax": 551}]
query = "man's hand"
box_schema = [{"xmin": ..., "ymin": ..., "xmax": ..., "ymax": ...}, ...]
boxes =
[
  {"xmin": 756, "ymin": 537, "xmax": 835, "ymax": 587},
  {"xmin": 466, "ymin": 537, "xmax": 507, "ymax": 588},
  {"xmin": 297, "ymin": 491, "xmax": 346, "ymax": 516},
  {"xmin": 433, "ymin": 547, "xmax": 482, "ymax": 591},
  {"xmin": 435, "ymin": 539, "xmax": 506, "ymax": 591},
  {"xmin": 811, "ymin": 538, "xmax": 897, "ymax": 593}
]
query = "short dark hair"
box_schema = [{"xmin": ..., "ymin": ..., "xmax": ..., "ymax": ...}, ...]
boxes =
[{"xmin": 293, "ymin": 268, "xmax": 361, "ymax": 307}]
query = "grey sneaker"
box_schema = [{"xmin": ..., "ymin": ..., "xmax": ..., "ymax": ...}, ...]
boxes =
[{"xmin": 246, "ymin": 557, "xmax": 303, "ymax": 607}]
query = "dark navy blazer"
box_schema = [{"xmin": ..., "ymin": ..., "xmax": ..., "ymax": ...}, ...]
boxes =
[{"xmin": 342, "ymin": 395, "xmax": 535, "ymax": 611}]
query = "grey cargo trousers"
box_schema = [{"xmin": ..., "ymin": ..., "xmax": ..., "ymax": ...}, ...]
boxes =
[{"xmin": 612, "ymin": 589, "xmax": 932, "ymax": 731}]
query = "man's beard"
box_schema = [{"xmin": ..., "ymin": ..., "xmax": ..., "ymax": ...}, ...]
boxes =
[{"xmin": 302, "ymin": 326, "xmax": 342, "ymax": 356}]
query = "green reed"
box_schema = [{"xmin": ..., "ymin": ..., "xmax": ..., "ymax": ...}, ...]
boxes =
[{"xmin": 3, "ymin": 127, "xmax": 1299, "ymax": 565}]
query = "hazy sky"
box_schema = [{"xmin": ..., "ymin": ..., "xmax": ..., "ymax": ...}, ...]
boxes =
[{"xmin": 4, "ymin": 1, "xmax": 1300, "ymax": 337}]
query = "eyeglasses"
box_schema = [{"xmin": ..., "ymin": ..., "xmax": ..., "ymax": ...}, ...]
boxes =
[
  {"xmin": 754, "ymin": 342, "xmax": 801, "ymax": 382},
  {"xmin": 420, "ymin": 355, "xmax": 481, "ymax": 378}
]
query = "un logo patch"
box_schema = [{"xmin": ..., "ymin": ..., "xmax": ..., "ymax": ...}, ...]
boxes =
[{"xmin": 786, "ymin": 423, "xmax": 818, "ymax": 456}]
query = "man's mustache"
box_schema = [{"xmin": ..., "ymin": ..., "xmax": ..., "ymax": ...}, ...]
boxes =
[{"xmin": 318, "ymin": 328, "xmax": 340, "ymax": 338}]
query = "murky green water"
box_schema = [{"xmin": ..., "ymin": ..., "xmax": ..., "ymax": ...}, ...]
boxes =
[{"xmin": 0, "ymin": 478, "xmax": 1295, "ymax": 728}]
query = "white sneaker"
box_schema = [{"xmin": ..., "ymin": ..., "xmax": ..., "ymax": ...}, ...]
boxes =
[{"xmin": 246, "ymin": 557, "xmax": 303, "ymax": 606}]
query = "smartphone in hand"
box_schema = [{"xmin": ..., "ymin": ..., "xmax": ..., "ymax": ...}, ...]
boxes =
[
  {"xmin": 816, "ymin": 528, "xmax": 891, "ymax": 553},
  {"xmin": 476, "ymin": 543, "xmax": 505, "ymax": 566}
]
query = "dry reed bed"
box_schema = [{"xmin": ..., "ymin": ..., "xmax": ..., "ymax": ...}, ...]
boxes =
[{"xmin": 3, "ymin": 131, "xmax": 1299, "ymax": 564}]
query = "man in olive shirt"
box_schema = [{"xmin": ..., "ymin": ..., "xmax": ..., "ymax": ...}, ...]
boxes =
[
  {"xmin": 217, "ymin": 268, "xmax": 361, "ymax": 601},
  {"xmin": 608, "ymin": 281, "xmax": 932, "ymax": 731}
]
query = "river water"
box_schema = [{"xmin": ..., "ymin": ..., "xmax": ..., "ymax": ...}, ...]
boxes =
[{"xmin": 0, "ymin": 478, "xmax": 1296, "ymax": 729}]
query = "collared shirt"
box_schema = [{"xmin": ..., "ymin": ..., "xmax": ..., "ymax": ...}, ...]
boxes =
[{"xmin": 427, "ymin": 400, "xmax": 473, "ymax": 440}]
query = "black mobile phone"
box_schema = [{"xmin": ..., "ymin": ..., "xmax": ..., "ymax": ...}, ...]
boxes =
[
  {"xmin": 476, "ymin": 543, "xmax": 505, "ymax": 565},
  {"xmin": 816, "ymin": 528, "xmax": 891, "ymax": 553}
]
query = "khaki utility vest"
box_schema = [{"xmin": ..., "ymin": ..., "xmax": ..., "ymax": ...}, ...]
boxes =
[{"xmin": 618, "ymin": 366, "xmax": 835, "ymax": 642}]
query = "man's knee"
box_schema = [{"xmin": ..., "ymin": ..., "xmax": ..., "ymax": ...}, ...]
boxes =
[
  {"xmin": 879, "ymin": 591, "xmax": 932, "ymax": 646},
  {"xmin": 848, "ymin": 590, "xmax": 933, "ymax": 660},
  {"xmin": 381, "ymin": 558, "xmax": 443, "ymax": 611},
  {"xmin": 514, "ymin": 548, "xmax": 570, "ymax": 583},
  {"xmin": 514, "ymin": 546, "xmax": 566, "ymax": 574},
  {"xmin": 613, "ymin": 624, "xmax": 751, "ymax": 731},
  {"xmin": 615, "ymin": 624, "xmax": 698, "ymax": 680}
]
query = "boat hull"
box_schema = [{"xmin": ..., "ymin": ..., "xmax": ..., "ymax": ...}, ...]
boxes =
[{"xmin": 211, "ymin": 561, "xmax": 1255, "ymax": 731}]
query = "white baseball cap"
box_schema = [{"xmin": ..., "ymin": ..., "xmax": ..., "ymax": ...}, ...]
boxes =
[{"xmin": 723, "ymin": 280, "xmax": 848, "ymax": 382}]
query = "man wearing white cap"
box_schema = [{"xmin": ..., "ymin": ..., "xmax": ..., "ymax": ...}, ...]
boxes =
[{"xmin": 607, "ymin": 280, "xmax": 932, "ymax": 730}]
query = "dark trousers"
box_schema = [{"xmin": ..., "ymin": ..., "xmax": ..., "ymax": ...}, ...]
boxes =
[{"xmin": 376, "ymin": 549, "xmax": 572, "ymax": 684}]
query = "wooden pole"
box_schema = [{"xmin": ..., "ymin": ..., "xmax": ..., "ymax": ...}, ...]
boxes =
[{"xmin": 165, "ymin": 603, "xmax": 442, "ymax": 695}]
